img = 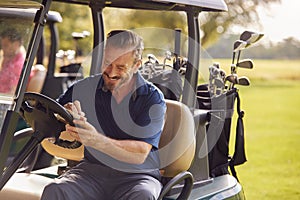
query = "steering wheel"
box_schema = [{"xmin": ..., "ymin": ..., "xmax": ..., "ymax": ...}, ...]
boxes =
[{"xmin": 21, "ymin": 92, "xmax": 84, "ymax": 161}]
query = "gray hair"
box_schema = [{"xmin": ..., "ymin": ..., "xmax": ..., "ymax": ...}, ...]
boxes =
[{"xmin": 106, "ymin": 30, "xmax": 144, "ymax": 61}]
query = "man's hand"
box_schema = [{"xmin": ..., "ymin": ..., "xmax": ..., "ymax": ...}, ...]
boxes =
[
  {"xmin": 65, "ymin": 117, "xmax": 100, "ymax": 147},
  {"xmin": 63, "ymin": 100, "xmax": 87, "ymax": 142},
  {"xmin": 64, "ymin": 100, "xmax": 85, "ymax": 120}
]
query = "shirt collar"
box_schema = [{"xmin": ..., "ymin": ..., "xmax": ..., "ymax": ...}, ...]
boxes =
[{"xmin": 135, "ymin": 71, "xmax": 148, "ymax": 96}]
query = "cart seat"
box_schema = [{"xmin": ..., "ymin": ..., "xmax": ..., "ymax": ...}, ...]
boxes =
[
  {"xmin": 158, "ymin": 99, "xmax": 196, "ymax": 199},
  {"xmin": 0, "ymin": 172, "xmax": 53, "ymax": 200}
]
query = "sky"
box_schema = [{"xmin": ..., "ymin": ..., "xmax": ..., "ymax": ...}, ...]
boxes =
[{"xmin": 256, "ymin": 0, "xmax": 300, "ymax": 43}]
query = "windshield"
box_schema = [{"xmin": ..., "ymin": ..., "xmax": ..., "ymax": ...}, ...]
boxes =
[
  {"xmin": 0, "ymin": 7, "xmax": 35, "ymax": 127},
  {"xmin": 102, "ymin": 7, "xmax": 212, "ymax": 84},
  {"xmin": 0, "ymin": 1, "xmax": 44, "ymax": 186},
  {"xmin": 103, "ymin": 8, "xmax": 188, "ymax": 64}
]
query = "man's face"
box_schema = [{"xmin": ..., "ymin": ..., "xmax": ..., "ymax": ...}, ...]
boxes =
[{"xmin": 102, "ymin": 47, "xmax": 139, "ymax": 92}]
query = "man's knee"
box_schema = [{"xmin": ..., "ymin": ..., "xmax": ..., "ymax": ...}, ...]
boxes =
[
  {"xmin": 138, "ymin": 188, "xmax": 159, "ymax": 200},
  {"xmin": 41, "ymin": 182, "xmax": 64, "ymax": 200},
  {"xmin": 125, "ymin": 189, "xmax": 157, "ymax": 200},
  {"xmin": 125, "ymin": 182, "xmax": 162, "ymax": 200}
]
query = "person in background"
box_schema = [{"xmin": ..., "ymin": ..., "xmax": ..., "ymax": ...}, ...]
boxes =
[
  {"xmin": 0, "ymin": 28, "xmax": 26, "ymax": 94},
  {"xmin": 0, "ymin": 28, "xmax": 46, "ymax": 95}
]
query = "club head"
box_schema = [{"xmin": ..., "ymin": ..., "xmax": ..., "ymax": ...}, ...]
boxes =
[
  {"xmin": 225, "ymin": 74, "xmax": 238, "ymax": 84},
  {"xmin": 238, "ymin": 76, "xmax": 251, "ymax": 86},
  {"xmin": 209, "ymin": 64, "xmax": 220, "ymax": 77},
  {"xmin": 240, "ymin": 31, "xmax": 264, "ymax": 46},
  {"xmin": 214, "ymin": 78, "xmax": 224, "ymax": 88},
  {"xmin": 233, "ymin": 40, "xmax": 248, "ymax": 52},
  {"xmin": 165, "ymin": 51, "xmax": 172, "ymax": 61},
  {"xmin": 219, "ymin": 69, "xmax": 226, "ymax": 80},
  {"xmin": 237, "ymin": 59, "xmax": 254, "ymax": 69},
  {"xmin": 214, "ymin": 78, "xmax": 225, "ymax": 95},
  {"xmin": 147, "ymin": 54, "xmax": 159, "ymax": 64}
]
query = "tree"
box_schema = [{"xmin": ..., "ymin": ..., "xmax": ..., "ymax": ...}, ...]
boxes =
[
  {"xmin": 206, "ymin": 34, "xmax": 300, "ymax": 60},
  {"xmin": 200, "ymin": 0, "xmax": 281, "ymax": 48},
  {"xmin": 49, "ymin": 2, "xmax": 93, "ymax": 55},
  {"xmin": 46, "ymin": 0, "xmax": 281, "ymax": 53},
  {"xmin": 103, "ymin": 0, "xmax": 281, "ymax": 49}
]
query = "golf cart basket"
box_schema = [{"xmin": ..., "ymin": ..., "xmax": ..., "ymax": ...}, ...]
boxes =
[{"xmin": 197, "ymin": 83, "xmax": 247, "ymax": 180}]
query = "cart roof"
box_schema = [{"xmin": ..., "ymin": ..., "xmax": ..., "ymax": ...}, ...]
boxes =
[
  {"xmin": 0, "ymin": 7, "xmax": 62, "ymax": 23},
  {"xmin": 53, "ymin": 0, "xmax": 228, "ymax": 12}
]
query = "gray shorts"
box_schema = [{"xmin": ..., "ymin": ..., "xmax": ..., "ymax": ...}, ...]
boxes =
[{"xmin": 41, "ymin": 161, "xmax": 162, "ymax": 200}]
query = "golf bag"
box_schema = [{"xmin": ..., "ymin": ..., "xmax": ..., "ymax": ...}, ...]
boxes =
[
  {"xmin": 197, "ymin": 84, "xmax": 247, "ymax": 181},
  {"xmin": 149, "ymin": 70, "xmax": 183, "ymax": 101}
]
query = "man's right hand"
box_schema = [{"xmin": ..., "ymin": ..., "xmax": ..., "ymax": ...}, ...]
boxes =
[{"xmin": 64, "ymin": 100, "xmax": 85, "ymax": 120}]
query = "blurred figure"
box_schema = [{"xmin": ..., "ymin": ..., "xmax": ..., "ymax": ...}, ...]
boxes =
[
  {"xmin": 0, "ymin": 28, "xmax": 46, "ymax": 94},
  {"xmin": 0, "ymin": 28, "xmax": 26, "ymax": 94}
]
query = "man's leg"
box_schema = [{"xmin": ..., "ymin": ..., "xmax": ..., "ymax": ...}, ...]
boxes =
[
  {"xmin": 41, "ymin": 162, "xmax": 106, "ymax": 200},
  {"xmin": 112, "ymin": 174, "xmax": 162, "ymax": 200}
]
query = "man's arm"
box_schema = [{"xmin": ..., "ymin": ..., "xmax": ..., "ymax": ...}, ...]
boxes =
[
  {"xmin": 64, "ymin": 100, "xmax": 153, "ymax": 165},
  {"xmin": 66, "ymin": 119, "xmax": 152, "ymax": 165}
]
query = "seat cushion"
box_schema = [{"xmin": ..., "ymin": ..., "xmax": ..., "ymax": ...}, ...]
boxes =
[
  {"xmin": 0, "ymin": 172, "xmax": 53, "ymax": 200},
  {"xmin": 159, "ymin": 100, "xmax": 195, "ymax": 177}
]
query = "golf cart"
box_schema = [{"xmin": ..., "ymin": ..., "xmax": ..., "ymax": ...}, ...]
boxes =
[{"xmin": 0, "ymin": 0, "xmax": 263, "ymax": 199}]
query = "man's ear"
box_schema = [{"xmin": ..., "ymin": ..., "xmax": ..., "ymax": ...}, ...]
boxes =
[{"xmin": 133, "ymin": 60, "xmax": 142, "ymax": 73}]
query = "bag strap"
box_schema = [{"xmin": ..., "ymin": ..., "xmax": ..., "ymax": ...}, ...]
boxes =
[{"xmin": 229, "ymin": 91, "xmax": 247, "ymax": 182}]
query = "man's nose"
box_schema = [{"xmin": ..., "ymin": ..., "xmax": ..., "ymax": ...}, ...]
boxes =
[{"xmin": 104, "ymin": 65, "xmax": 118, "ymax": 77}]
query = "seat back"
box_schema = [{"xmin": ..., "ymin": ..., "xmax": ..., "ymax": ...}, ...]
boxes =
[
  {"xmin": 159, "ymin": 99, "xmax": 195, "ymax": 177},
  {"xmin": 27, "ymin": 64, "xmax": 47, "ymax": 93}
]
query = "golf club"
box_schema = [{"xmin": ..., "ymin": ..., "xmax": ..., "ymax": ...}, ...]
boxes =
[
  {"xmin": 235, "ymin": 31, "xmax": 264, "ymax": 64},
  {"xmin": 237, "ymin": 76, "xmax": 251, "ymax": 86},
  {"xmin": 224, "ymin": 73, "xmax": 238, "ymax": 90},
  {"xmin": 147, "ymin": 54, "xmax": 159, "ymax": 64},
  {"xmin": 236, "ymin": 59, "xmax": 254, "ymax": 69},
  {"xmin": 232, "ymin": 40, "xmax": 248, "ymax": 73},
  {"xmin": 163, "ymin": 51, "xmax": 172, "ymax": 70},
  {"xmin": 233, "ymin": 40, "xmax": 248, "ymax": 52},
  {"xmin": 240, "ymin": 30, "xmax": 264, "ymax": 46}
]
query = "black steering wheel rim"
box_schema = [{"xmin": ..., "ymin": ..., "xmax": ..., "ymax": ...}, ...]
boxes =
[
  {"xmin": 22, "ymin": 92, "xmax": 74, "ymax": 126},
  {"xmin": 21, "ymin": 92, "xmax": 77, "ymax": 142}
]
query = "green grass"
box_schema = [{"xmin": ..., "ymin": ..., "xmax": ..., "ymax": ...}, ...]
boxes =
[
  {"xmin": 212, "ymin": 59, "xmax": 300, "ymax": 80},
  {"xmin": 236, "ymin": 80, "xmax": 300, "ymax": 200},
  {"xmin": 212, "ymin": 59, "xmax": 300, "ymax": 200}
]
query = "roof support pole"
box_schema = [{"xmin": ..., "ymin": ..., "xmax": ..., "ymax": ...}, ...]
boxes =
[
  {"xmin": 89, "ymin": 0, "xmax": 105, "ymax": 75},
  {"xmin": 182, "ymin": 8, "xmax": 200, "ymax": 109}
]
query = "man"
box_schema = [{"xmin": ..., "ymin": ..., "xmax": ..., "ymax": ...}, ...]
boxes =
[{"xmin": 41, "ymin": 30, "xmax": 166, "ymax": 200}]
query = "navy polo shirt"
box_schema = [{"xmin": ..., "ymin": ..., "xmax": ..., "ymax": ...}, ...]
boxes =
[{"xmin": 58, "ymin": 72, "xmax": 166, "ymax": 173}]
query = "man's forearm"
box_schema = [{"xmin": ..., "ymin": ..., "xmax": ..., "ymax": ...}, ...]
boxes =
[{"xmin": 90, "ymin": 133, "xmax": 152, "ymax": 165}]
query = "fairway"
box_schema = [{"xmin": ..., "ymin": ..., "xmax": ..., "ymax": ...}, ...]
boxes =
[{"xmin": 212, "ymin": 59, "xmax": 300, "ymax": 199}]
